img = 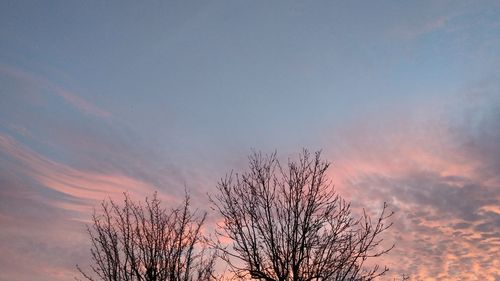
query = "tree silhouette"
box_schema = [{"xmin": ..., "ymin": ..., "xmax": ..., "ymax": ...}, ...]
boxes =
[
  {"xmin": 77, "ymin": 192, "xmax": 215, "ymax": 281},
  {"xmin": 211, "ymin": 150, "xmax": 394, "ymax": 281}
]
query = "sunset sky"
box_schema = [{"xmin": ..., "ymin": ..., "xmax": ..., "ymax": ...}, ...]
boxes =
[{"xmin": 1, "ymin": 1, "xmax": 499, "ymax": 280}]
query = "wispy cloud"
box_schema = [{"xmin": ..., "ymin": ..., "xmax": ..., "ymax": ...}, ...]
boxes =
[
  {"xmin": 53, "ymin": 88, "xmax": 111, "ymax": 118},
  {"xmin": 0, "ymin": 64, "xmax": 111, "ymax": 118},
  {"xmin": 0, "ymin": 133, "xmax": 166, "ymax": 214},
  {"xmin": 0, "ymin": 132, "xmax": 179, "ymax": 280}
]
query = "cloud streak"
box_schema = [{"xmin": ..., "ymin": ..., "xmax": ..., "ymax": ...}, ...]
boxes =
[
  {"xmin": 0, "ymin": 131, "xmax": 181, "ymax": 281},
  {"xmin": 0, "ymin": 133, "xmax": 166, "ymax": 214},
  {"xmin": 0, "ymin": 64, "xmax": 111, "ymax": 118}
]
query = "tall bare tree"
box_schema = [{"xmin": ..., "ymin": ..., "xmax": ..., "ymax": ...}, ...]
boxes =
[
  {"xmin": 77, "ymin": 192, "xmax": 215, "ymax": 281},
  {"xmin": 211, "ymin": 150, "xmax": 394, "ymax": 281}
]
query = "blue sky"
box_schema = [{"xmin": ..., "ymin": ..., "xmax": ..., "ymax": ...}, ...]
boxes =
[{"xmin": 1, "ymin": 1, "xmax": 499, "ymax": 280}]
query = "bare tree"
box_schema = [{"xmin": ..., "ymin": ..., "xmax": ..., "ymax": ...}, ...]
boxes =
[
  {"xmin": 211, "ymin": 150, "xmax": 394, "ymax": 281},
  {"xmin": 77, "ymin": 192, "xmax": 216, "ymax": 281}
]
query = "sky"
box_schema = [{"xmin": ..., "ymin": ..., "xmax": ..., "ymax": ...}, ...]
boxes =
[{"xmin": 0, "ymin": 1, "xmax": 499, "ymax": 280}]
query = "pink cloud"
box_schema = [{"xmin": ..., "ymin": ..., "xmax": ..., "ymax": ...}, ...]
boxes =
[
  {"xmin": 323, "ymin": 108, "xmax": 500, "ymax": 280},
  {"xmin": 0, "ymin": 64, "xmax": 111, "ymax": 118},
  {"xmin": 0, "ymin": 133, "xmax": 182, "ymax": 280},
  {"xmin": 0, "ymin": 134, "xmax": 174, "ymax": 215}
]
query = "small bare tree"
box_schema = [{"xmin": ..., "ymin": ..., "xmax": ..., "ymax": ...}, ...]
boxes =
[
  {"xmin": 77, "ymin": 192, "xmax": 215, "ymax": 281},
  {"xmin": 211, "ymin": 150, "xmax": 394, "ymax": 281}
]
